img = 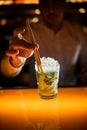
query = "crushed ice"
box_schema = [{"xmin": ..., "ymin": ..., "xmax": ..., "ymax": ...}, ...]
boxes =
[{"xmin": 40, "ymin": 57, "xmax": 59, "ymax": 66}]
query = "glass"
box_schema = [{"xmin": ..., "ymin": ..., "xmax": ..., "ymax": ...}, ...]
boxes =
[{"xmin": 35, "ymin": 57, "xmax": 60, "ymax": 99}]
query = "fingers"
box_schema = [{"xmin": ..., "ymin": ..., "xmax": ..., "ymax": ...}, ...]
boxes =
[
  {"xmin": 6, "ymin": 49, "xmax": 19, "ymax": 57},
  {"xmin": 6, "ymin": 47, "xmax": 34, "ymax": 58},
  {"xmin": 35, "ymin": 43, "xmax": 39, "ymax": 49},
  {"xmin": 13, "ymin": 27, "xmax": 25, "ymax": 37},
  {"xmin": 7, "ymin": 33, "xmax": 39, "ymax": 59},
  {"xmin": 9, "ymin": 37, "xmax": 38, "ymax": 51}
]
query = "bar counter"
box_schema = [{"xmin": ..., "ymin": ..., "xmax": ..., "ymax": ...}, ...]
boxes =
[{"xmin": 0, "ymin": 87, "xmax": 87, "ymax": 130}]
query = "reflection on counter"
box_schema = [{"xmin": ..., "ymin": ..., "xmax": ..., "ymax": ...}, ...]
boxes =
[{"xmin": 0, "ymin": 87, "xmax": 87, "ymax": 130}]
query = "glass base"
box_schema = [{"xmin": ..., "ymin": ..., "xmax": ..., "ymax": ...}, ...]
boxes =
[{"xmin": 39, "ymin": 93, "xmax": 57, "ymax": 100}]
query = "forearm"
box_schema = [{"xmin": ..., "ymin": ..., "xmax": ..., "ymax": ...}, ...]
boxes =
[{"xmin": 1, "ymin": 55, "xmax": 25, "ymax": 77}]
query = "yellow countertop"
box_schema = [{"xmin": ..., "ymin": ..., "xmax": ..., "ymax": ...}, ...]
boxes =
[{"xmin": 0, "ymin": 87, "xmax": 87, "ymax": 130}]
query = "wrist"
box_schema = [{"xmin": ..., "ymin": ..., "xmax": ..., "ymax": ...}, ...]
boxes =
[{"xmin": 1, "ymin": 55, "xmax": 23, "ymax": 77}]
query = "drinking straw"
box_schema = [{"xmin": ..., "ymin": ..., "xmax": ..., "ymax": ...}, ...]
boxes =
[{"xmin": 26, "ymin": 19, "xmax": 43, "ymax": 73}]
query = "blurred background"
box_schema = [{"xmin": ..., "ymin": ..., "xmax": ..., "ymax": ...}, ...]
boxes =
[
  {"xmin": 0, "ymin": 0, "xmax": 87, "ymax": 88},
  {"xmin": 0, "ymin": 0, "xmax": 87, "ymax": 51}
]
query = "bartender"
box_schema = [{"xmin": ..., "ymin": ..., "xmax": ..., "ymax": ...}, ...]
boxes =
[{"xmin": 0, "ymin": 0, "xmax": 87, "ymax": 88}]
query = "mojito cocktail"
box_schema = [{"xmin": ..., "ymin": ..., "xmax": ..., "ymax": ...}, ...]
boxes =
[{"xmin": 35, "ymin": 57, "xmax": 60, "ymax": 99}]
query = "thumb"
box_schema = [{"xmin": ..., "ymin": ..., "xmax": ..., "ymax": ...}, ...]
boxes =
[{"xmin": 6, "ymin": 49, "xmax": 19, "ymax": 57}]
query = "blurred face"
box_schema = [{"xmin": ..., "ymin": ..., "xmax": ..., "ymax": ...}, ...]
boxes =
[{"xmin": 39, "ymin": 0, "xmax": 66, "ymax": 28}]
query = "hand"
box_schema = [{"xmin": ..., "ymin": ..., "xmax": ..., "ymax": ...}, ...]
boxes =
[{"xmin": 6, "ymin": 27, "xmax": 39, "ymax": 67}]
